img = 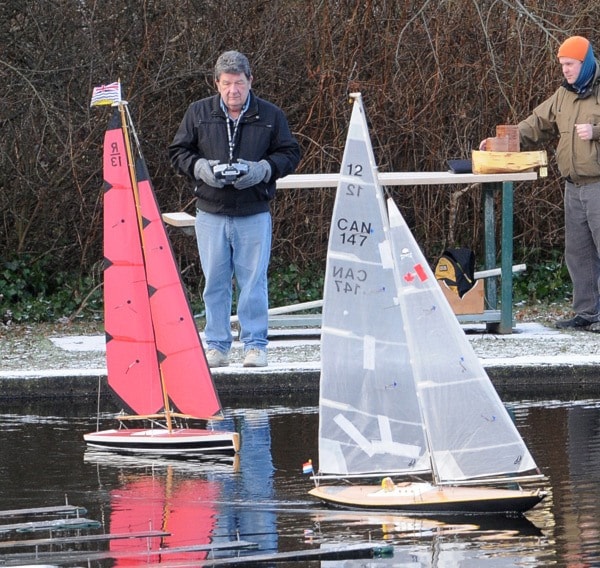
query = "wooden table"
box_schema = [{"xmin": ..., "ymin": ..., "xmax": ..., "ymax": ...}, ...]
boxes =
[{"xmin": 164, "ymin": 171, "xmax": 539, "ymax": 334}]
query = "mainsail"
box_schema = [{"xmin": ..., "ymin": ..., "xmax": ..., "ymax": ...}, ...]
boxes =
[
  {"xmin": 317, "ymin": 93, "xmax": 539, "ymax": 485},
  {"xmin": 103, "ymin": 104, "xmax": 221, "ymax": 420},
  {"xmin": 318, "ymin": 95, "xmax": 429, "ymax": 478}
]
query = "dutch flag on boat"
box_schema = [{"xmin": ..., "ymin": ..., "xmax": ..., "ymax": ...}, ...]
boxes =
[{"xmin": 302, "ymin": 459, "xmax": 313, "ymax": 474}]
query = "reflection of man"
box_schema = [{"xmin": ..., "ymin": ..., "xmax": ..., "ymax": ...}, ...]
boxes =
[
  {"xmin": 565, "ymin": 405, "xmax": 600, "ymax": 563},
  {"xmin": 169, "ymin": 51, "xmax": 301, "ymax": 367},
  {"xmin": 216, "ymin": 411, "xmax": 276, "ymax": 552},
  {"xmin": 481, "ymin": 36, "xmax": 600, "ymax": 331}
]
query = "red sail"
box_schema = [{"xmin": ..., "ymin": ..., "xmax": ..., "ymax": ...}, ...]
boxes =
[
  {"xmin": 103, "ymin": 111, "xmax": 163, "ymax": 414},
  {"xmin": 103, "ymin": 106, "xmax": 221, "ymax": 418},
  {"xmin": 135, "ymin": 158, "xmax": 221, "ymax": 418}
]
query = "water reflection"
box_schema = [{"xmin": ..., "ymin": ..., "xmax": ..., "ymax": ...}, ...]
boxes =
[
  {"xmin": 109, "ymin": 469, "xmax": 219, "ymax": 564},
  {"xmin": 560, "ymin": 402, "xmax": 600, "ymax": 567},
  {"xmin": 217, "ymin": 409, "xmax": 277, "ymax": 553},
  {"xmin": 2, "ymin": 400, "xmax": 600, "ymax": 565},
  {"xmin": 82, "ymin": 411, "xmax": 277, "ymax": 563}
]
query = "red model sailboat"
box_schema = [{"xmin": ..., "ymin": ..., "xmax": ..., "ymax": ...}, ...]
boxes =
[{"xmin": 84, "ymin": 86, "xmax": 239, "ymax": 456}]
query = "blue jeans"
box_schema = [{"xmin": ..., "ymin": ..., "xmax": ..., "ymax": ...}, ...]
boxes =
[
  {"xmin": 564, "ymin": 180, "xmax": 600, "ymax": 320},
  {"xmin": 195, "ymin": 210, "xmax": 271, "ymax": 353}
]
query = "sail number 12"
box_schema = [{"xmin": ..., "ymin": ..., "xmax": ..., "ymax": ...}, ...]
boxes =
[{"xmin": 346, "ymin": 163, "xmax": 363, "ymax": 176}]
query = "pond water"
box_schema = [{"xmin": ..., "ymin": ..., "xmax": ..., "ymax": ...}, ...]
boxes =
[{"xmin": 1, "ymin": 397, "xmax": 599, "ymax": 567}]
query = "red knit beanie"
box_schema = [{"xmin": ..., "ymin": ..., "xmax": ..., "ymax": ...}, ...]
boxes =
[{"xmin": 557, "ymin": 36, "xmax": 590, "ymax": 61}]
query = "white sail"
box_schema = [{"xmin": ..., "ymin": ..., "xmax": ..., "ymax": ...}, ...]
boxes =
[
  {"xmin": 386, "ymin": 198, "xmax": 538, "ymax": 483},
  {"xmin": 318, "ymin": 94, "xmax": 429, "ymax": 477},
  {"xmin": 317, "ymin": 93, "xmax": 539, "ymax": 484}
]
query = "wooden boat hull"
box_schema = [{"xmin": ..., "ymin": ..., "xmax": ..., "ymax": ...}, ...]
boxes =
[
  {"xmin": 309, "ymin": 482, "xmax": 545, "ymax": 515},
  {"xmin": 84, "ymin": 428, "xmax": 239, "ymax": 456}
]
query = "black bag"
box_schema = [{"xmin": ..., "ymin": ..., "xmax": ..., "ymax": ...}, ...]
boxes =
[
  {"xmin": 447, "ymin": 159, "xmax": 472, "ymax": 174},
  {"xmin": 434, "ymin": 248, "xmax": 475, "ymax": 298}
]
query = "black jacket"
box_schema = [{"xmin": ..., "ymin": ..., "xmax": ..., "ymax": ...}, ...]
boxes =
[{"xmin": 169, "ymin": 92, "xmax": 301, "ymax": 216}]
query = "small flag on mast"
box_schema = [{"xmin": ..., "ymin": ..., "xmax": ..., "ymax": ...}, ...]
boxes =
[
  {"xmin": 302, "ymin": 459, "xmax": 313, "ymax": 474},
  {"xmin": 90, "ymin": 81, "xmax": 122, "ymax": 107}
]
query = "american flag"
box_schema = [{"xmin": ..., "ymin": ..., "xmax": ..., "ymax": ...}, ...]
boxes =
[{"xmin": 90, "ymin": 81, "xmax": 122, "ymax": 107}]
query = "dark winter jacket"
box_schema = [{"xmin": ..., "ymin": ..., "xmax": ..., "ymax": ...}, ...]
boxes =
[{"xmin": 169, "ymin": 92, "xmax": 301, "ymax": 216}]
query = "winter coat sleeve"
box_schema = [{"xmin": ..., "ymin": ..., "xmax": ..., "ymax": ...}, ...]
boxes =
[
  {"xmin": 518, "ymin": 92, "xmax": 560, "ymax": 150},
  {"xmin": 168, "ymin": 103, "xmax": 202, "ymax": 180},
  {"xmin": 263, "ymin": 108, "xmax": 301, "ymax": 180}
]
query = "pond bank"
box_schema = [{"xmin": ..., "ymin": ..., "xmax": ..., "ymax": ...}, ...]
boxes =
[{"xmin": 2, "ymin": 322, "xmax": 600, "ymax": 402}]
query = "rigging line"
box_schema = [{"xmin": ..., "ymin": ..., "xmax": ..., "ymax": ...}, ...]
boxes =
[
  {"xmin": 94, "ymin": 374, "xmax": 102, "ymax": 432},
  {"xmin": 124, "ymin": 104, "xmax": 144, "ymax": 160}
]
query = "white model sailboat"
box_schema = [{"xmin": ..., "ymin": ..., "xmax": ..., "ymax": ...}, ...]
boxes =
[
  {"xmin": 84, "ymin": 84, "xmax": 239, "ymax": 456},
  {"xmin": 308, "ymin": 93, "xmax": 546, "ymax": 514}
]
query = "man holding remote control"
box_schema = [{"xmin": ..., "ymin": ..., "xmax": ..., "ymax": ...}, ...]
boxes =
[{"xmin": 169, "ymin": 50, "xmax": 301, "ymax": 368}]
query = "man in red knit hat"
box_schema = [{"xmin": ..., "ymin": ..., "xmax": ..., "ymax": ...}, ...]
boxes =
[{"xmin": 481, "ymin": 36, "xmax": 600, "ymax": 331}]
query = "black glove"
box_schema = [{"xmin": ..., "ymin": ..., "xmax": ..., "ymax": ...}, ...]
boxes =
[
  {"xmin": 233, "ymin": 159, "xmax": 271, "ymax": 190},
  {"xmin": 194, "ymin": 159, "xmax": 225, "ymax": 188}
]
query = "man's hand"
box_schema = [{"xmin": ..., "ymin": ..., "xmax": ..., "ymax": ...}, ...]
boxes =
[
  {"xmin": 233, "ymin": 159, "xmax": 271, "ymax": 190},
  {"xmin": 576, "ymin": 123, "xmax": 594, "ymax": 141},
  {"xmin": 194, "ymin": 159, "xmax": 225, "ymax": 188}
]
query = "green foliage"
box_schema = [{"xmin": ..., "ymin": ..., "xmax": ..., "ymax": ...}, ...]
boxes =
[
  {"xmin": 268, "ymin": 261, "xmax": 325, "ymax": 307},
  {"xmin": 0, "ymin": 256, "xmax": 102, "ymax": 324},
  {"xmin": 512, "ymin": 251, "xmax": 572, "ymax": 304},
  {"xmin": 176, "ymin": 261, "xmax": 325, "ymax": 318},
  {"xmin": 1, "ymin": 251, "xmax": 572, "ymax": 324}
]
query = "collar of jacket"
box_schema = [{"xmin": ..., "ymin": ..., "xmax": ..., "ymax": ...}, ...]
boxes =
[{"xmin": 210, "ymin": 91, "xmax": 259, "ymax": 119}]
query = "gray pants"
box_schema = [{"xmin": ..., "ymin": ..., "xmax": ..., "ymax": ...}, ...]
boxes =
[{"xmin": 564, "ymin": 180, "xmax": 600, "ymax": 320}]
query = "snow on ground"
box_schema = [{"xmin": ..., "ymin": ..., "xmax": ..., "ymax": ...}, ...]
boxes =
[{"xmin": 2, "ymin": 322, "xmax": 600, "ymax": 379}]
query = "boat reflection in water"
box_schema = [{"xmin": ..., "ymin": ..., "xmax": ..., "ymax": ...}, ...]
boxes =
[
  {"xmin": 83, "ymin": 409, "xmax": 275, "ymax": 563},
  {"xmin": 84, "ymin": 454, "xmax": 226, "ymax": 564},
  {"xmin": 310, "ymin": 509, "xmax": 548, "ymax": 567}
]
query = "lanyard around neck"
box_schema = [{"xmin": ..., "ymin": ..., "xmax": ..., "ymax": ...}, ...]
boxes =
[
  {"xmin": 225, "ymin": 115, "xmax": 242, "ymax": 164},
  {"xmin": 221, "ymin": 96, "xmax": 250, "ymax": 164}
]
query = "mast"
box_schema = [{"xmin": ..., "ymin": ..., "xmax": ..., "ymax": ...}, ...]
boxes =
[
  {"xmin": 384, "ymin": 198, "xmax": 441, "ymax": 485},
  {"xmin": 116, "ymin": 101, "xmax": 173, "ymax": 432}
]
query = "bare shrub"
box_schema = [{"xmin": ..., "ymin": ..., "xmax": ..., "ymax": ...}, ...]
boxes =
[{"xmin": 1, "ymin": 0, "xmax": 597, "ymax": 299}]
